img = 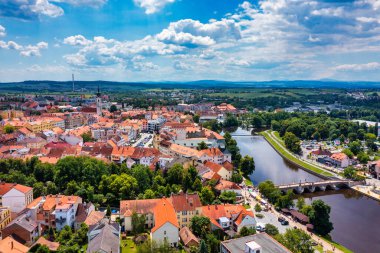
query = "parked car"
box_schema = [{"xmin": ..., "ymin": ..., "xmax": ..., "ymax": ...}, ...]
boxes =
[
  {"xmin": 281, "ymin": 220, "xmax": 289, "ymax": 226},
  {"xmin": 256, "ymin": 223, "xmax": 266, "ymax": 232},
  {"xmin": 278, "ymin": 217, "xmax": 285, "ymax": 222}
]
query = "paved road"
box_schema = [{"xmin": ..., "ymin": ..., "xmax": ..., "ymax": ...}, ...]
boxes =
[{"xmin": 241, "ymin": 186, "xmax": 344, "ymax": 253}]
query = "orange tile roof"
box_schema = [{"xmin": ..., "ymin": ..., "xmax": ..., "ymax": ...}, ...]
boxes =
[
  {"xmin": 0, "ymin": 183, "xmax": 32, "ymax": 195},
  {"xmin": 201, "ymin": 204, "xmax": 254, "ymax": 228},
  {"xmin": 170, "ymin": 143, "xmax": 200, "ymax": 157},
  {"xmin": 0, "ymin": 236, "xmax": 30, "ymax": 253},
  {"xmin": 120, "ymin": 199, "xmax": 160, "ymax": 216},
  {"xmin": 215, "ymin": 180, "xmax": 241, "ymax": 191},
  {"xmin": 151, "ymin": 198, "xmax": 179, "ymax": 233},
  {"xmin": 84, "ymin": 211, "xmax": 106, "ymax": 226},
  {"xmin": 331, "ymin": 152, "xmax": 348, "ymax": 161},
  {"xmin": 179, "ymin": 226, "xmax": 199, "ymax": 247},
  {"xmin": 170, "ymin": 192, "xmax": 202, "ymax": 212},
  {"xmin": 200, "ymin": 147, "xmax": 223, "ymax": 157}
]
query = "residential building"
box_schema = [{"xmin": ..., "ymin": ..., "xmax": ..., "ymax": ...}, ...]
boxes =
[
  {"xmin": 87, "ymin": 219, "xmax": 120, "ymax": 253},
  {"xmin": 179, "ymin": 226, "xmax": 199, "ymax": 248},
  {"xmin": 27, "ymin": 195, "xmax": 82, "ymax": 232},
  {"xmin": 204, "ymin": 161, "xmax": 233, "ymax": 180},
  {"xmin": 170, "ymin": 192, "xmax": 202, "ymax": 228},
  {"xmin": 0, "ymin": 236, "xmax": 30, "ymax": 253},
  {"xmin": 120, "ymin": 198, "xmax": 179, "ymax": 247},
  {"xmin": 220, "ymin": 233, "xmax": 291, "ymax": 253},
  {"xmin": 0, "ymin": 183, "xmax": 33, "ymax": 214},
  {"xmin": 0, "ymin": 207, "xmax": 11, "ymax": 232},
  {"xmin": 330, "ymin": 153, "xmax": 350, "ymax": 168},
  {"xmin": 1, "ymin": 214, "xmax": 40, "ymax": 245},
  {"xmin": 201, "ymin": 204, "xmax": 256, "ymax": 233}
]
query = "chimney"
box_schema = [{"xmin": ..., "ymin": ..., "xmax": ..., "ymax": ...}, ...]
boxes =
[{"xmin": 11, "ymin": 241, "xmax": 13, "ymax": 249}]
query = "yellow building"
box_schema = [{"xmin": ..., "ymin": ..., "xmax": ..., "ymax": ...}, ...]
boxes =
[
  {"xmin": 170, "ymin": 192, "xmax": 203, "ymax": 228},
  {"xmin": 25, "ymin": 117, "xmax": 64, "ymax": 133},
  {"xmin": 0, "ymin": 207, "xmax": 11, "ymax": 231},
  {"xmin": 0, "ymin": 110, "xmax": 24, "ymax": 120}
]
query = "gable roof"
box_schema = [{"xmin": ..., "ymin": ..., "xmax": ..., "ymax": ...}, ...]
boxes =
[
  {"xmin": 0, "ymin": 236, "xmax": 30, "ymax": 253},
  {"xmin": 170, "ymin": 192, "xmax": 202, "ymax": 212},
  {"xmin": 0, "ymin": 183, "xmax": 32, "ymax": 196},
  {"xmin": 151, "ymin": 198, "xmax": 179, "ymax": 233},
  {"xmin": 87, "ymin": 221, "xmax": 120, "ymax": 253},
  {"xmin": 179, "ymin": 226, "xmax": 199, "ymax": 247},
  {"xmin": 33, "ymin": 237, "xmax": 60, "ymax": 251}
]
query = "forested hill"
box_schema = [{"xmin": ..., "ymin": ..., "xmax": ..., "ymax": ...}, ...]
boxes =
[{"xmin": 0, "ymin": 80, "xmax": 380, "ymax": 92}]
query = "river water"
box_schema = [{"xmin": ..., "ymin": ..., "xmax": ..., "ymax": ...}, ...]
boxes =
[{"xmin": 232, "ymin": 128, "xmax": 380, "ymax": 253}]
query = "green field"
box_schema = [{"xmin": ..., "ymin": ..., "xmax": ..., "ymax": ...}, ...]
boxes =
[{"xmin": 261, "ymin": 131, "xmax": 333, "ymax": 177}]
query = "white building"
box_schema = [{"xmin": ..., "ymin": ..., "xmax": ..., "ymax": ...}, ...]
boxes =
[
  {"xmin": 0, "ymin": 183, "xmax": 33, "ymax": 213},
  {"xmin": 54, "ymin": 202, "xmax": 77, "ymax": 231}
]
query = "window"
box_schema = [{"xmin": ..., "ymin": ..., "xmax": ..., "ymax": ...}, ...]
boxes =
[
  {"xmin": 164, "ymin": 231, "xmax": 166, "ymax": 235},
  {"xmin": 182, "ymin": 211, "xmax": 187, "ymax": 215},
  {"xmin": 182, "ymin": 218, "xmax": 187, "ymax": 222}
]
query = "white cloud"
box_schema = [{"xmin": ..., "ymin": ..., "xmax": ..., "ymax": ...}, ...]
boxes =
[
  {"xmin": 64, "ymin": 35, "xmax": 92, "ymax": 46},
  {"xmin": 0, "ymin": 39, "xmax": 48, "ymax": 57},
  {"xmin": 134, "ymin": 0, "xmax": 175, "ymax": 14},
  {"xmin": 334, "ymin": 62, "xmax": 380, "ymax": 71},
  {"xmin": 0, "ymin": 0, "xmax": 107, "ymax": 19},
  {"xmin": 173, "ymin": 60, "xmax": 192, "ymax": 70},
  {"xmin": 0, "ymin": 25, "xmax": 5, "ymax": 37}
]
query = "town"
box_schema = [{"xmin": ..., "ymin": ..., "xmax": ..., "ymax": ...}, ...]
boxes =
[{"xmin": 0, "ymin": 86, "xmax": 379, "ymax": 253}]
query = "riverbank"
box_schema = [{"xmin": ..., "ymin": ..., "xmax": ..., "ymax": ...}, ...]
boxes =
[
  {"xmin": 351, "ymin": 184, "xmax": 380, "ymax": 201},
  {"xmin": 260, "ymin": 130, "xmax": 334, "ymax": 178}
]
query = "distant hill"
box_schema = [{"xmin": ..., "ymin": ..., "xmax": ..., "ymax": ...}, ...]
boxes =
[{"xmin": 0, "ymin": 80, "xmax": 379, "ymax": 92}]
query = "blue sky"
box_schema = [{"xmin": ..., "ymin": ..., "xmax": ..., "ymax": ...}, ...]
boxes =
[{"xmin": 1, "ymin": 0, "xmax": 380, "ymax": 82}]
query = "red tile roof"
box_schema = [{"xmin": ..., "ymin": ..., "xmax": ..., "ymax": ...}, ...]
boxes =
[
  {"xmin": 170, "ymin": 192, "xmax": 202, "ymax": 212},
  {"xmin": 151, "ymin": 198, "xmax": 179, "ymax": 233},
  {"xmin": 0, "ymin": 182, "xmax": 32, "ymax": 195}
]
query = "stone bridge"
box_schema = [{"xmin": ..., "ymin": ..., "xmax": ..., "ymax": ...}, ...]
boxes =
[{"xmin": 276, "ymin": 180, "xmax": 363, "ymax": 194}]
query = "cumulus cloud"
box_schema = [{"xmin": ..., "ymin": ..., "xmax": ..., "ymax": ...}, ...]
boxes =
[
  {"xmin": 334, "ymin": 62, "xmax": 380, "ymax": 71},
  {"xmin": 61, "ymin": 0, "xmax": 380, "ymax": 80},
  {"xmin": 134, "ymin": 0, "xmax": 175, "ymax": 14},
  {"xmin": 0, "ymin": 0, "xmax": 107, "ymax": 19},
  {"xmin": 0, "ymin": 39, "xmax": 48, "ymax": 57},
  {"xmin": 0, "ymin": 25, "xmax": 6, "ymax": 37}
]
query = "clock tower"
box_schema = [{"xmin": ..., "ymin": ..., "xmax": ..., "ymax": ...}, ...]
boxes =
[{"xmin": 96, "ymin": 85, "xmax": 102, "ymax": 116}]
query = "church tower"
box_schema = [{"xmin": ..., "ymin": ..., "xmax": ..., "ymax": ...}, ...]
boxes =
[{"xmin": 96, "ymin": 85, "xmax": 102, "ymax": 116}]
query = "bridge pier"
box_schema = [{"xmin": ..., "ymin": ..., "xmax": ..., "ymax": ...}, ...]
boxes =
[{"xmin": 295, "ymin": 187, "xmax": 304, "ymax": 194}]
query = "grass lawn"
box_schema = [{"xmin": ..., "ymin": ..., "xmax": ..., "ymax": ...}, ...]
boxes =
[
  {"xmin": 261, "ymin": 131, "xmax": 333, "ymax": 177},
  {"xmin": 121, "ymin": 238, "xmax": 137, "ymax": 253},
  {"xmin": 245, "ymin": 177, "xmax": 253, "ymax": 186},
  {"xmin": 321, "ymin": 237, "xmax": 353, "ymax": 253}
]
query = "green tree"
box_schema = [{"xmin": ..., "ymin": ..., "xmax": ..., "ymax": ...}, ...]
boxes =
[
  {"xmin": 193, "ymin": 114, "xmax": 200, "ymax": 123},
  {"xmin": 342, "ymin": 148, "xmax": 354, "ymax": 159},
  {"xmin": 81, "ymin": 131, "xmax": 95, "ymax": 142},
  {"xmin": 254, "ymin": 203, "xmax": 262, "ymax": 212},
  {"xmin": 275, "ymin": 229, "xmax": 314, "ymax": 253},
  {"xmin": 190, "ymin": 216, "xmax": 211, "ymax": 238},
  {"xmin": 258, "ymin": 180, "xmax": 281, "ymax": 204},
  {"xmin": 343, "ymin": 166, "xmax": 357, "ymax": 180},
  {"xmin": 200, "ymin": 187, "xmax": 215, "ymax": 204},
  {"xmin": 109, "ymin": 104, "xmax": 117, "ymax": 112},
  {"xmin": 197, "ymin": 141, "xmax": 208, "ymax": 150},
  {"xmin": 4, "ymin": 125, "xmax": 15, "ymax": 134},
  {"xmin": 166, "ymin": 164, "xmax": 184, "ymax": 185},
  {"xmin": 239, "ymin": 155, "xmax": 255, "ymax": 176},
  {"xmin": 224, "ymin": 114, "xmax": 239, "ymax": 128},
  {"xmin": 349, "ymin": 141, "xmax": 362, "ymax": 155},
  {"xmin": 231, "ymin": 173, "xmax": 243, "ymax": 184},
  {"xmin": 219, "ymin": 191, "xmax": 236, "ymax": 204},
  {"xmin": 192, "ymin": 178, "xmax": 203, "ymax": 192},
  {"xmin": 264, "ymin": 224, "xmax": 279, "ymax": 236},
  {"xmin": 309, "ymin": 200, "xmax": 333, "ymax": 236},
  {"xmin": 357, "ymin": 152, "xmax": 370, "ymax": 164},
  {"xmin": 239, "ymin": 226, "xmax": 256, "ymax": 236},
  {"xmin": 283, "ymin": 132, "xmax": 301, "ymax": 154},
  {"xmin": 143, "ymin": 189, "xmax": 156, "ymax": 199},
  {"xmin": 296, "ymin": 197, "xmax": 305, "ymax": 211},
  {"xmin": 131, "ymin": 212, "xmax": 146, "ymax": 235},
  {"xmin": 33, "ymin": 182, "xmax": 46, "ymax": 198},
  {"xmin": 198, "ymin": 239, "xmax": 208, "ymax": 253},
  {"xmin": 106, "ymin": 205, "xmax": 111, "ymax": 217},
  {"xmin": 276, "ymin": 190, "xmax": 294, "ymax": 209}
]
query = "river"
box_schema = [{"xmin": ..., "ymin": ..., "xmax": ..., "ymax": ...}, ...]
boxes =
[{"xmin": 232, "ymin": 128, "xmax": 380, "ymax": 253}]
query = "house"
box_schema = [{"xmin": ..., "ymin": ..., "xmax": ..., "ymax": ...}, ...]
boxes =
[
  {"xmin": 74, "ymin": 202, "xmax": 96, "ymax": 230},
  {"xmin": 26, "ymin": 195, "xmax": 82, "ymax": 232},
  {"xmin": 201, "ymin": 204, "xmax": 256, "ymax": 233},
  {"xmin": 220, "ymin": 233, "xmax": 291, "ymax": 253},
  {"xmin": 330, "ymin": 153, "xmax": 349, "ymax": 168},
  {"xmin": 120, "ymin": 198, "xmax": 179, "ymax": 247},
  {"xmin": 215, "ymin": 180, "xmax": 242, "ymax": 195},
  {"xmin": 150, "ymin": 198, "xmax": 179, "ymax": 247},
  {"xmin": 84, "ymin": 211, "xmax": 106, "ymax": 230},
  {"xmin": 87, "ymin": 219, "xmax": 120, "ymax": 253},
  {"xmin": 1, "ymin": 214, "xmax": 40, "ymax": 245},
  {"xmin": 0, "ymin": 207, "xmax": 11, "ymax": 236},
  {"xmin": 199, "ymin": 148, "xmax": 231, "ymax": 164},
  {"xmin": 0, "ymin": 236, "xmax": 30, "ymax": 253},
  {"xmin": 179, "ymin": 226, "xmax": 199, "ymax": 248},
  {"xmin": 204, "ymin": 161, "xmax": 233, "ymax": 180},
  {"xmin": 369, "ymin": 160, "xmax": 380, "ymax": 178},
  {"xmin": 0, "ymin": 183, "xmax": 33, "ymax": 214},
  {"xmin": 169, "ymin": 192, "xmax": 202, "ymax": 228},
  {"xmin": 33, "ymin": 237, "xmax": 60, "ymax": 251}
]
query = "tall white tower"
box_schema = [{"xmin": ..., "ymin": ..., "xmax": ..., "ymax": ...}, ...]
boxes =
[
  {"xmin": 72, "ymin": 74, "xmax": 75, "ymax": 92},
  {"xmin": 96, "ymin": 85, "xmax": 102, "ymax": 116}
]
